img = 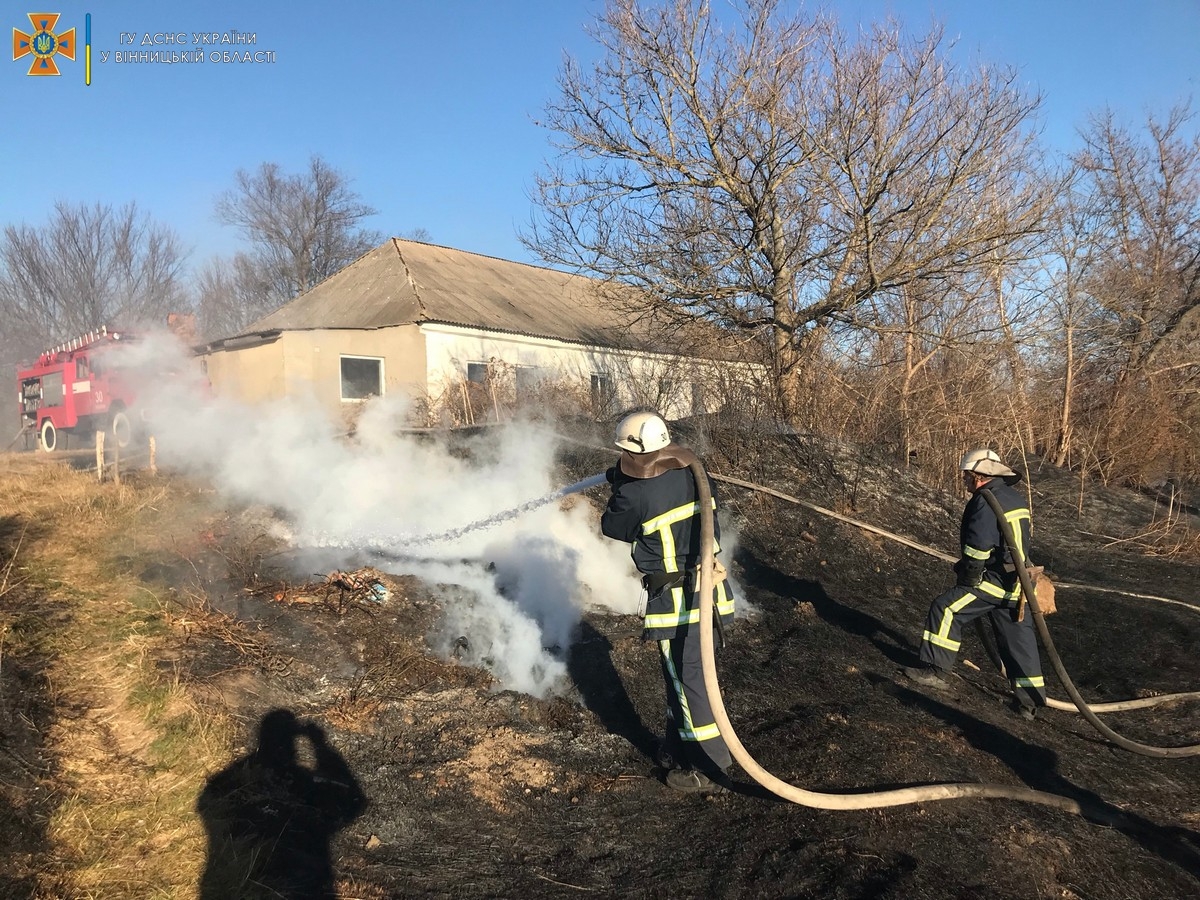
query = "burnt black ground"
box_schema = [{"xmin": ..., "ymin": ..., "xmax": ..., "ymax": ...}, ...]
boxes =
[{"xmin": 4, "ymin": 430, "xmax": 1200, "ymax": 899}]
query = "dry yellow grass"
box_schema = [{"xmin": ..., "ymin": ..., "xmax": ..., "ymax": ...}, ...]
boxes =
[{"xmin": 0, "ymin": 456, "xmax": 237, "ymax": 899}]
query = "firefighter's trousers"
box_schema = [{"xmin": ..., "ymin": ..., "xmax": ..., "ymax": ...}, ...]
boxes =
[
  {"xmin": 919, "ymin": 585, "xmax": 1047, "ymax": 709},
  {"xmin": 657, "ymin": 628, "xmax": 731, "ymax": 776}
]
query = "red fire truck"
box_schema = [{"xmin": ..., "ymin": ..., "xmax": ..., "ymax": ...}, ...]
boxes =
[{"xmin": 17, "ymin": 328, "xmax": 144, "ymax": 452}]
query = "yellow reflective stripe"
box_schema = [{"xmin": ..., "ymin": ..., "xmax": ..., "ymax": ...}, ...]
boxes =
[
  {"xmin": 929, "ymin": 591, "xmax": 977, "ymax": 647},
  {"xmin": 1004, "ymin": 509, "xmax": 1029, "ymax": 561},
  {"xmin": 715, "ymin": 580, "xmax": 732, "ymax": 615},
  {"xmin": 659, "ymin": 638, "xmax": 698, "ymax": 736},
  {"xmin": 646, "ymin": 585, "xmax": 686, "ymax": 629},
  {"xmin": 643, "ymin": 581, "xmax": 733, "ymax": 630},
  {"xmin": 657, "ymin": 640, "xmax": 721, "ymax": 742},
  {"xmin": 646, "ymin": 612, "xmax": 687, "ymax": 627},
  {"xmin": 923, "ymin": 630, "xmax": 960, "ymax": 651},
  {"xmin": 683, "ymin": 722, "xmax": 721, "ymax": 742},
  {"xmin": 645, "ymin": 607, "xmax": 733, "ymax": 629},
  {"xmin": 1014, "ymin": 676, "xmax": 1044, "ymax": 688},
  {"xmin": 974, "ymin": 580, "xmax": 1020, "ymax": 600},
  {"xmin": 963, "ymin": 545, "xmax": 991, "ymax": 560},
  {"xmin": 646, "ymin": 610, "xmax": 697, "ymax": 628},
  {"xmin": 659, "ymin": 525, "xmax": 679, "ymax": 574},
  {"xmin": 641, "ymin": 498, "xmax": 718, "ymax": 575},
  {"xmin": 643, "ymin": 501, "xmax": 706, "ymax": 534}
]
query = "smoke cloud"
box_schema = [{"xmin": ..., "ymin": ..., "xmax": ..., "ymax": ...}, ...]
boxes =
[{"xmin": 117, "ymin": 330, "xmax": 648, "ymax": 697}]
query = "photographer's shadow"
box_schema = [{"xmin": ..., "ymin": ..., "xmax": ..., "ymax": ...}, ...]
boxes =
[{"xmin": 197, "ymin": 709, "xmax": 367, "ymax": 900}]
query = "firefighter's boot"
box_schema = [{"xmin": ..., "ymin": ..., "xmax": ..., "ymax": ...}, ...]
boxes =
[
  {"xmin": 902, "ymin": 665, "xmax": 951, "ymax": 691},
  {"xmin": 665, "ymin": 768, "xmax": 726, "ymax": 795}
]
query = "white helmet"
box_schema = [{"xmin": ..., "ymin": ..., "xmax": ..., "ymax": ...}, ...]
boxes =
[
  {"xmin": 614, "ymin": 411, "xmax": 671, "ymax": 454},
  {"xmin": 960, "ymin": 447, "xmax": 1016, "ymax": 478}
]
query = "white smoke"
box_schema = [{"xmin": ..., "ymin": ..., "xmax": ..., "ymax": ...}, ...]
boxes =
[{"xmin": 117, "ymin": 330, "xmax": 643, "ymax": 697}]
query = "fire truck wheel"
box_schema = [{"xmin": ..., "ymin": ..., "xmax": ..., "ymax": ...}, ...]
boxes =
[
  {"xmin": 39, "ymin": 419, "xmax": 58, "ymax": 452},
  {"xmin": 111, "ymin": 411, "xmax": 132, "ymax": 448}
]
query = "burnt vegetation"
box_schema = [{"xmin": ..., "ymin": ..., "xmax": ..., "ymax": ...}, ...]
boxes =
[{"xmin": 2, "ymin": 428, "xmax": 1198, "ymax": 899}]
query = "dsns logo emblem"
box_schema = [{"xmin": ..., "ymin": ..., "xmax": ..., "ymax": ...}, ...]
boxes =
[{"xmin": 12, "ymin": 13, "xmax": 75, "ymax": 76}]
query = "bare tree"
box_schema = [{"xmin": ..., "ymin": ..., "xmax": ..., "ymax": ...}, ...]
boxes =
[
  {"xmin": 525, "ymin": 0, "xmax": 1049, "ymax": 420},
  {"xmin": 1067, "ymin": 103, "xmax": 1200, "ymax": 481},
  {"xmin": 1075, "ymin": 106, "xmax": 1200, "ymax": 385},
  {"xmin": 192, "ymin": 256, "xmax": 265, "ymax": 341},
  {"xmin": 207, "ymin": 156, "xmax": 382, "ymax": 325},
  {"xmin": 0, "ymin": 200, "xmax": 189, "ymax": 359},
  {"xmin": 1029, "ymin": 168, "xmax": 1103, "ymax": 468}
]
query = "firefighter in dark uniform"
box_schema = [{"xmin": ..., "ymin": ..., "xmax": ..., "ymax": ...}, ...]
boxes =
[
  {"xmin": 601, "ymin": 411, "xmax": 735, "ymax": 793},
  {"xmin": 903, "ymin": 448, "xmax": 1048, "ymax": 719}
]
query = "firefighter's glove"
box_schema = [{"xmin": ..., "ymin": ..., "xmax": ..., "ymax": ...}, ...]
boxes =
[
  {"xmin": 605, "ymin": 465, "xmax": 618, "ymax": 484},
  {"xmin": 689, "ymin": 559, "xmax": 728, "ymax": 586}
]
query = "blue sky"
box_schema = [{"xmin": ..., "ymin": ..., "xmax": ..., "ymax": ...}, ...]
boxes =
[{"xmin": 2, "ymin": 1, "xmax": 1197, "ymax": 274}]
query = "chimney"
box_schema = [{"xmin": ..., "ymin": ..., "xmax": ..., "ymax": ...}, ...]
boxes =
[{"xmin": 166, "ymin": 313, "xmax": 198, "ymax": 345}]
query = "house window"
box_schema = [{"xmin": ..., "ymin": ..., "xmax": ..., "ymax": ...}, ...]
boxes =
[
  {"xmin": 462, "ymin": 361, "xmax": 494, "ymax": 423},
  {"xmin": 340, "ymin": 355, "xmax": 383, "ymax": 401},
  {"xmin": 515, "ymin": 366, "xmax": 543, "ymax": 402},
  {"xmin": 658, "ymin": 377, "xmax": 678, "ymax": 412},
  {"xmin": 591, "ymin": 373, "xmax": 615, "ymax": 412}
]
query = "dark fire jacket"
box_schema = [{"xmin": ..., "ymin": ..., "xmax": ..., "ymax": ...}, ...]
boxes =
[
  {"xmin": 601, "ymin": 445, "xmax": 735, "ymax": 638},
  {"xmin": 957, "ymin": 476, "xmax": 1032, "ymax": 602}
]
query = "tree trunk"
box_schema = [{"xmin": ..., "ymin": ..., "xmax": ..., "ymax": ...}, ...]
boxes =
[
  {"xmin": 775, "ymin": 327, "xmax": 802, "ymax": 425},
  {"xmin": 773, "ymin": 279, "xmax": 804, "ymax": 424},
  {"xmin": 900, "ymin": 327, "xmax": 917, "ymax": 466},
  {"xmin": 1053, "ymin": 322, "xmax": 1075, "ymax": 467}
]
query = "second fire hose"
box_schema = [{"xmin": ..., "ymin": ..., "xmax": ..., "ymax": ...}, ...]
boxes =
[
  {"xmin": 710, "ymin": 469, "xmax": 1200, "ymax": 716},
  {"xmin": 686, "ymin": 458, "xmax": 1099, "ymax": 816},
  {"xmin": 978, "ymin": 487, "xmax": 1200, "ymax": 759}
]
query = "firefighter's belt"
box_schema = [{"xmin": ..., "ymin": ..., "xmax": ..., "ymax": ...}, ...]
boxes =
[
  {"xmin": 643, "ymin": 571, "xmax": 689, "ymax": 594},
  {"xmin": 642, "ymin": 560, "xmax": 727, "ymax": 594}
]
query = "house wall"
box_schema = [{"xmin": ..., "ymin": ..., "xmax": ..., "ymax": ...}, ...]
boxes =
[
  {"xmin": 202, "ymin": 326, "xmax": 427, "ymax": 420},
  {"xmin": 201, "ymin": 335, "xmax": 287, "ymax": 406},
  {"xmin": 202, "ymin": 322, "xmax": 761, "ymax": 426},
  {"xmin": 420, "ymin": 324, "xmax": 758, "ymax": 421}
]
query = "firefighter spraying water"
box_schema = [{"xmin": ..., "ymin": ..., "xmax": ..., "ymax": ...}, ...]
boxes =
[
  {"xmin": 205, "ymin": 397, "xmax": 1199, "ymax": 814},
  {"xmin": 599, "ymin": 411, "xmax": 736, "ymax": 794}
]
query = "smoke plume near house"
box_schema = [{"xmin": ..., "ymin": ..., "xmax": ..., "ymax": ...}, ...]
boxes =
[{"xmin": 119, "ymin": 331, "xmax": 645, "ymax": 697}]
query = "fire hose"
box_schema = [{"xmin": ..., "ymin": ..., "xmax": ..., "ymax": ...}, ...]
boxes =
[
  {"xmin": 686, "ymin": 459, "xmax": 1092, "ymax": 814},
  {"xmin": 977, "ymin": 487, "xmax": 1200, "ymax": 758},
  {"xmin": 709, "ymin": 471, "xmax": 1200, "ymax": 716}
]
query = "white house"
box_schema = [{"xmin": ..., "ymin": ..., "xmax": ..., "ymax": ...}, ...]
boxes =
[{"xmin": 199, "ymin": 239, "xmax": 763, "ymax": 426}]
